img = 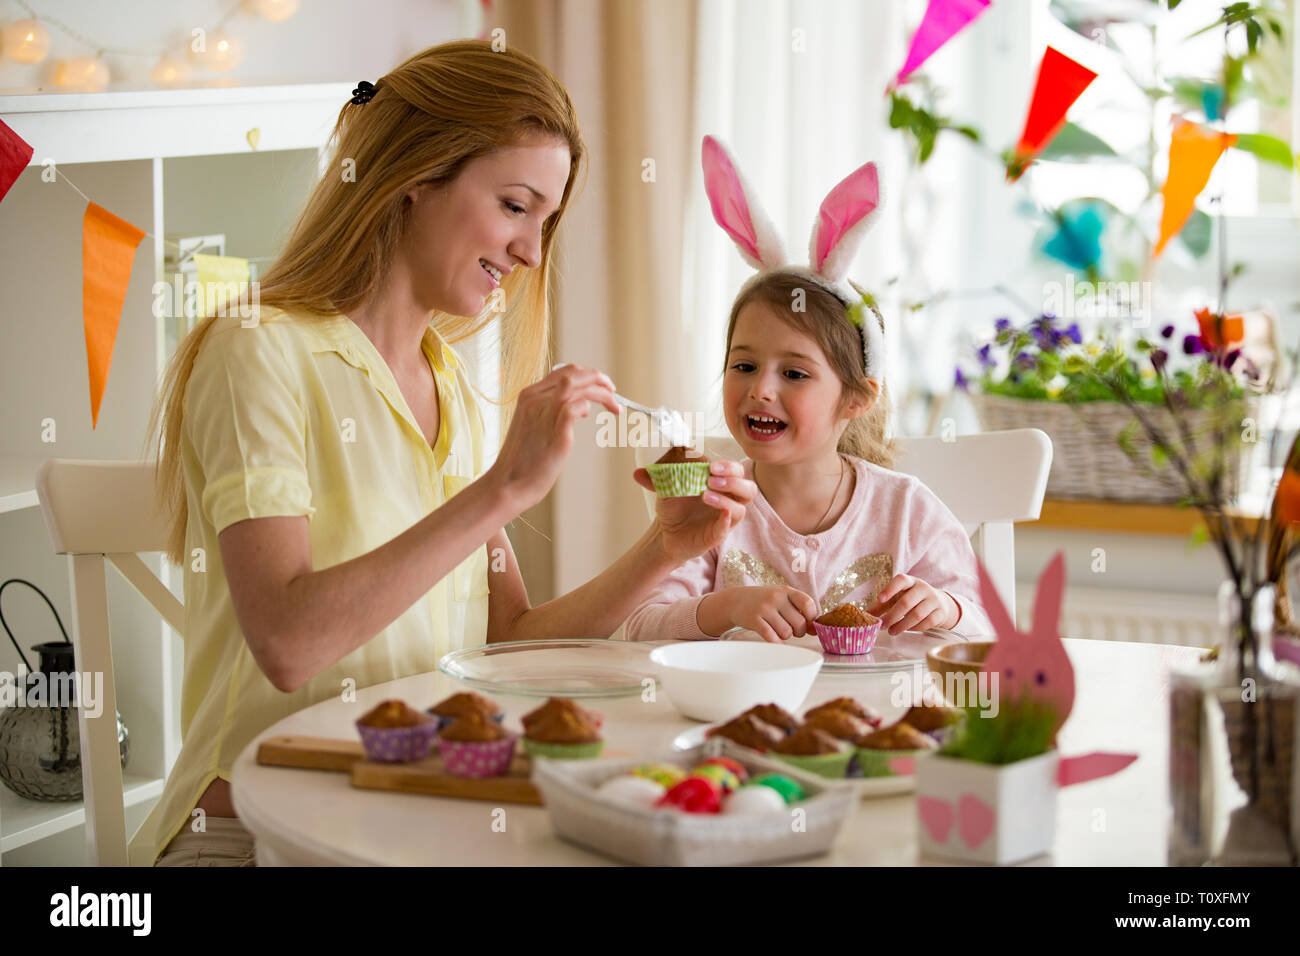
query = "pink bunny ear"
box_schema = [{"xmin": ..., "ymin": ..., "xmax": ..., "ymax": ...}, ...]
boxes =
[
  {"xmin": 976, "ymin": 558, "xmax": 1019, "ymax": 643},
  {"xmin": 809, "ymin": 161, "xmax": 882, "ymax": 283},
  {"xmin": 701, "ymin": 136, "xmax": 786, "ymax": 271},
  {"xmin": 1030, "ymin": 551, "xmax": 1067, "ymax": 640}
]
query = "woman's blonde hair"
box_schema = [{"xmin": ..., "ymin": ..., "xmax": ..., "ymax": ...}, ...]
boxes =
[
  {"xmin": 147, "ymin": 39, "xmax": 585, "ymax": 565},
  {"xmin": 724, "ymin": 272, "xmax": 895, "ymax": 468}
]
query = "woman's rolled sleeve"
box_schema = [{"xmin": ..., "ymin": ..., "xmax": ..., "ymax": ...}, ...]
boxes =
[{"xmin": 185, "ymin": 321, "xmax": 316, "ymax": 534}]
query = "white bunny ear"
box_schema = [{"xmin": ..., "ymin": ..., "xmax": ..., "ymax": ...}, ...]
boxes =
[
  {"xmin": 701, "ymin": 136, "xmax": 786, "ymax": 271},
  {"xmin": 809, "ymin": 161, "xmax": 882, "ymax": 284}
]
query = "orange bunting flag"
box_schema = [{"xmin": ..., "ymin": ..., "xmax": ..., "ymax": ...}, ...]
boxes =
[
  {"xmin": 1152, "ymin": 120, "xmax": 1236, "ymax": 259},
  {"xmin": 83, "ymin": 202, "xmax": 145, "ymax": 428},
  {"xmin": 1008, "ymin": 47, "xmax": 1098, "ymax": 182}
]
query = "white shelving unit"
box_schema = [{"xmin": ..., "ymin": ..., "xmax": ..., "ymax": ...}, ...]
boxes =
[{"xmin": 0, "ymin": 82, "xmax": 349, "ymax": 865}]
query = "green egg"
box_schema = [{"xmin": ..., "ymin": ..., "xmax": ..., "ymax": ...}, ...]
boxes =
[{"xmin": 746, "ymin": 772, "xmax": 805, "ymax": 805}]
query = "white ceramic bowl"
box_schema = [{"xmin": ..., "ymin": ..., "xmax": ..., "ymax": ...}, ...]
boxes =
[{"xmin": 648, "ymin": 642, "xmax": 823, "ymax": 722}]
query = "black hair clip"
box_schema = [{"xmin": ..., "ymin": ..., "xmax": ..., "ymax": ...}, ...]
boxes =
[{"xmin": 351, "ymin": 80, "xmax": 377, "ymax": 105}]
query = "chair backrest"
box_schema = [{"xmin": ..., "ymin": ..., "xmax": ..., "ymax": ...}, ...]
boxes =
[
  {"xmin": 635, "ymin": 428, "xmax": 1052, "ymax": 615},
  {"xmin": 35, "ymin": 459, "xmax": 182, "ymax": 867}
]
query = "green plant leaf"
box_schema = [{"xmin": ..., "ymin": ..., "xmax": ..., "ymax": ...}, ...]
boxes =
[
  {"xmin": 1232, "ymin": 132, "xmax": 1296, "ymax": 168},
  {"xmin": 1038, "ymin": 122, "xmax": 1120, "ymax": 161},
  {"xmin": 1178, "ymin": 208, "xmax": 1213, "ymax": 258}
]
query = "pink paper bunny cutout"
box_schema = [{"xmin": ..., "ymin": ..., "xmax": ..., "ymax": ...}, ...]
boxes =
[{"xmin": 700, "ymin": 135, "xmax": 887, "ymax": 380}]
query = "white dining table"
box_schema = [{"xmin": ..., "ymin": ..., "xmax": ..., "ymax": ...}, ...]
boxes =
[{"xmin": 230, "ymin": 637, "xmax": 1205, "ymax": 866}]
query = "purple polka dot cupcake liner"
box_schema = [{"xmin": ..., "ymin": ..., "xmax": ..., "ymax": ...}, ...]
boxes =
[
  {"xmin": 812, "ymin": 619, "xmax": 881, "ymax": 656},
  {"xmin": 436, "ymin": 734, "xmax": 518, "ymax": 778},
  {"xmin": 356, "ymin": 721, "xmax": 439, "ymax": 763}
]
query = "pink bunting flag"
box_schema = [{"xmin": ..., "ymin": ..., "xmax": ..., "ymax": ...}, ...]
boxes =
[
  {"xmin": 894, "ymin": 0, "xmax": 992, "ymax": 87},
  {"xmin": 0, "ymin": 117, "xmax": 34, "ymax": 206}
]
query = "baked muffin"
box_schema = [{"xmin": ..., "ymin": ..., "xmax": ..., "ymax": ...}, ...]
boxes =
[
  {"xmin": 740, "ymin": 703, "xmax": 800, "ymax": 735},
  {"xmin": 645, "ymin": 446, "xmax": 711, "ymax": 498},
  {"xmin": 804, "ymin": 697, "xmax": 882, "ymax": 727},
  {"xmin": 900, "ymin": 702, "xmax": 961, "ymax": 735},
  {"xmin": 802, "ymin": 707, "xmax": 873, "ymax": 741},
  {"xmin": 521, "ymin": 697, "xmax": 598, "ymax": 733},
  {"xmin": 811, "ymin": 603, "xmax": 882, "ymax": 655},
  {"xmin": 706, "ymin": 714, "xmax": 785, "ymax": 752},
  {"xmin": 770, "ymin": 726, "xmax": 853, "ymax": 779},
  {"xmin": 435, "ymin": 710, "xmax": 517, "ymax": 778},
  {"xmin": 428, "ymin": 692, "xmax": 503, "ymax": 731},
  {"xmin": 355, "ymin": 700, "xmax": 437, "ymax": 763},
  {"xmin": 522, "ymin": 701, "xmax": 604, "ymax": 760},
  {"xmin": 852, "ymin": 720, "xmax": 938, "ymax": 778}
]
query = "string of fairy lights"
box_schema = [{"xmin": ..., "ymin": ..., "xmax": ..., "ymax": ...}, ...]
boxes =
[{"xmin": 1, "ymin": 0, "xmax": 300, "ymax": 91}]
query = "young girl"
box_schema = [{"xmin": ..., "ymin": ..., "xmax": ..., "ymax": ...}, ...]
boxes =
[{"xmin": 625, "ymin": 137, "xmax": 990, "ymax": 644}]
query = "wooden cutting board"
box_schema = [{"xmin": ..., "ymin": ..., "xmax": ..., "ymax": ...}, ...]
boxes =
[{"xmin": 257, "ymin": 735, "xmax": 632, "ymax": 805}]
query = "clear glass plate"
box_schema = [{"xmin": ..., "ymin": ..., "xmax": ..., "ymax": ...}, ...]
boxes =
[
  {"xmin": 723, "ymin": 629, "xmax": 965, "ymax": 675},
  {"xmin": 437, "ymin": 639, "xmax": 662, "ymax": 698}
]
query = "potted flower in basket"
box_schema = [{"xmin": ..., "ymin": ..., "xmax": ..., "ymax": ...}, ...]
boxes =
[{"xmin": 916, "ymin": 553, "xmax": 1137, "ymax": 864}]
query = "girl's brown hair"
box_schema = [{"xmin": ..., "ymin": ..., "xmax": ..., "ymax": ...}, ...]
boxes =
[
  {"xmin": 147, "ymin": 39, "xmax": 585, "ymax": 565},
  {"xmin": 724, "ymin": 272, "xmax": 895, "ymax": 468}
]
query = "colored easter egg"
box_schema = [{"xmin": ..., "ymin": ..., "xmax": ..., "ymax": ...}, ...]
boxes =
[
  {"xmin": 595, "ymin": 775, "xmax": 666, "ymax": 808},
  {"xmin": 723, "ymin": 785, "xmax": 789, "ymax": 815},
  {"xmin": 695, "ymin": 756, "xmax": 749, "ymax": 784},
  {"xmin": 689, "ymin": 764, "xmax": 741, "ymax": 793},
  {"xmin": 656, "ymin": 776, "xmax": 722, "ymax": 813},
  {"xmin": 630, "ymin": 763, "xmax": 686, "ymax": 789},
  {"xmin": 746, "ymin": 773, "xmax": 805, "ymax": 805}
]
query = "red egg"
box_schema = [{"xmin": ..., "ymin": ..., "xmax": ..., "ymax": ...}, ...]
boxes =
[
  {"xmin": 696, "ymin": 756, "xmax": 749, "ymax": 784},
  {"xmin": 656, "ymin": 775, "xmax": 722, "ymax": 813}
]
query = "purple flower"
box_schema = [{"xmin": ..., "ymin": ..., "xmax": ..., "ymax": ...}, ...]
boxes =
[
  {"xmin": 1224, "ymin": 349, "xmax": 1241, "ymax": 370},
  {"xmin": 1151, "ymin": 348, "xmax": 1168, "ymax": 373},
  {"xmin": 995, "ymin": 317, "xmax": 1012, "ymax": 332},
  {"xmin": 1160, "ymin": 324, "xmax": 1175, "ymax": 339},
  {"xmin": 977, "ymin": 343, "xmax": 994, "ymax": 369},
  {"xmin": 954, "ymin": 367, "xmax": 969, "ymax": 391},
  {"xmin": 1183, "ymin": 334, "xmax": 1204, "ymax": 356},
  {"xmin": 1014, "ymin": 351, "xmax": 1037, "ymax": 370},
  {"xmin": 1065, "ymin": 323, "xmax": 1082, "ymax": 344},
  {"xmin": 1031, "ymin": 326, "xmax": 1051, "ymax": 349}
]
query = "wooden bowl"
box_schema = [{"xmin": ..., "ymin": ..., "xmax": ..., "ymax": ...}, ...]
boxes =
[{"xmin": 926, "ymin": 641, "xmax": 995, "ymax": 690}]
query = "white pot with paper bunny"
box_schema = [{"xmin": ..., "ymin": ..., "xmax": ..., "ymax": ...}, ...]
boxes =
[{"xmin": 916, "ymin": 552, "xmax": 1139, "ymax": 864}]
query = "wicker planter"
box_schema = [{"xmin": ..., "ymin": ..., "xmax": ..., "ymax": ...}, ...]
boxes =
[{"xmin": 970, "ymin": 392, "xmax": 1253, "ymax": 504}]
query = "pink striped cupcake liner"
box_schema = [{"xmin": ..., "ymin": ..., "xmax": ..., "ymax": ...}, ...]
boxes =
[
  {"xmin": 812, "ymin": 619, "xmax": 881, "ymax": 656},
  {"xmin": 436, "ymin": 734, "xmax": 518, "ymax": 778}
]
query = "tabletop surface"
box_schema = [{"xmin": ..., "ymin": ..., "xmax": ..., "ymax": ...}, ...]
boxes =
[{"xmin": 230, "ymin": 637, "xmax": 1206, "ymax": 866}]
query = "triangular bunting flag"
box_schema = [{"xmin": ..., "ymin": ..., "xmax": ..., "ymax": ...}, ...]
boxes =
[
  {"xmin": 83, "ymin": 203, "xmax": 145, "ymax": 428},
  {"xmin": 894, "ymin": 0, "xmax": 991, "ymax": 87},
  {"xmin": 1008, "ymin": 47, "xmax": 1098, "ymax": 181},
  {"xmin": 0, "ymin": 117, "xmax": 34, "ymax": 206},
  {"xmin": 1152, "ymin": 119, "xmax": 1236, "ymax": 259}
]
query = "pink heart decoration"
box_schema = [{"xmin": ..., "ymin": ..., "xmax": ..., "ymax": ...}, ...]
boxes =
[
  {"xmin": 889, "ymin": 756, "xmax": 916, "ymax": 776},
  {"xmin": 958, "ymin": 793, "xmax": 995, "ymax": 848},
  {"xmin": 917, "ymin": 796, "xmax": 954, "ymax": 843}
]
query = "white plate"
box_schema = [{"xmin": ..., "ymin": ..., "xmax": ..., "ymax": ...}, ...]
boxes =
[{"xmin": 671, "ymin": 725, "xmax": 916, "ymax": 798}]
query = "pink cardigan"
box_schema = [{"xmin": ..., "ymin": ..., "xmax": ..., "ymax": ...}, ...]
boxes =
[{"xmin": 625, "ymin": 456, "xmax": 992, "ymax": 641}]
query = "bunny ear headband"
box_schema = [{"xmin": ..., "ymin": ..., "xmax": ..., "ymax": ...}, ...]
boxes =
[{"xmin": 701, "ymin": 135, "xmax": 886, "ymax": 381}]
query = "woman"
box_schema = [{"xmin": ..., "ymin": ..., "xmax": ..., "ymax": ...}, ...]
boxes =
[{"xmin": 132, "ymin": 39, "xmax": 754, "ymax": 867}]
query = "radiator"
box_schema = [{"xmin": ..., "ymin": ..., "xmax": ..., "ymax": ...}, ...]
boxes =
[{"xmin": 1016, "ymin": 585, "xmax": 1219, "ymax": 648}]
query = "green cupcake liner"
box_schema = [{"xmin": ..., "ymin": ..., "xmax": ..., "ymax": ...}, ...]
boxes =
[
  {"xmin": 853, "ymin": 747, "xmax": 924, "ymax": 778},
  {"xmin": 645, "ymin": 462, "xmax": 711, "ymax": 498},
  {"xmin": 770, "ymin": 748, "xmax": 853, "ymax": 780},
  {"xmin": 522, "ymin": 737, "xmax": 605, "ymax": 760}
]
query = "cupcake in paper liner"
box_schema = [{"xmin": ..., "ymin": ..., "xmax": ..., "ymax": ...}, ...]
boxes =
[
  {"xmin": 645, "ymin": 446, "xmax": 711, "ymax": 499},
  {"xmin": 355, "ymin": 699, "xmax": 439, "ymax": 763},
  {"xmin": 521, "ymin": 699, "xmax": 604, "ymax": 760},
  {"xmin": 427, "ymin": 691, "xmax": 505, "ymax": 732},
  {"xmin": 851, "ymin": 721, "xmax": 938, "ymax": 777},
  {"xmin": 812, "ymin": 603, "xmax": 882, "ymax": 655},
  {"xmin": 899, "ymin": 701, "xmax": 962, "ymax": 746},
  {"xmin": 435, "ymin": 711, "xmax": 517, "ymax": 778},
  {"xmin": 769, "ymin": 726, "xmax": 852, "ymax": 779}
]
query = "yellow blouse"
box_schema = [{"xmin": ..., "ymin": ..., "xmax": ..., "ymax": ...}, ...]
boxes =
[{"xmin": 128, "ymin": 308, "xmax": 490, "ymax": 866}]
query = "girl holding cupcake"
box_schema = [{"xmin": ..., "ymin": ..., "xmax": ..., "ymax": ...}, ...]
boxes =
[
  {"xmin": 133, "ymin": 44, "xmax": 754, "ymax": 867},
  {"xmin": 625, "ymin": 137, "xmax": 989, "ymax": 646}
]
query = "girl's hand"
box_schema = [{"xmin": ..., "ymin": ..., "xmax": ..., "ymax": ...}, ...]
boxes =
[
  {"xmin": 866, "ymin": 574, "xmax": 960, "ymax": 636},
  {"xmin": 487, "ymin": 365, "xmax": 618, "ymax": 513},
  {"xmin": 701, "ymin": 586, "xmax": 820, "ymax": 643},
  {"xmin": 634, "ymin": 460, "xmax": 755, "ymax": 563}
]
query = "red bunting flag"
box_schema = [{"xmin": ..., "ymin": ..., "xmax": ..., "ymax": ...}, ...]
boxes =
[
  {"xmin": 83, "ymin": 203, "xmax": 145, "ymax": 429},
  {"xmin": 1008, "ymin": 47, "xmax": 1098, "ymax": 181},
  {"xmin": 1152, "ymin": 120, "xmax": 1236, "ymax": 259},
  {"xmin": 894, "ymin": 0, "xmax": 991, "ymax": 87},
  {"xmin": 0, "ymin": 117, "xmax": 34, "ymax": 206}
]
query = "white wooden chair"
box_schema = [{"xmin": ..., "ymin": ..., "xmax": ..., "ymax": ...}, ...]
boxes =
[
  {"xmin": 35, "ymin": 459, "xmax": 183, "ymax": 867},
  {"xmin": 635, "ymin": 428, "xmax": 1052, "ymax": 614}
]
